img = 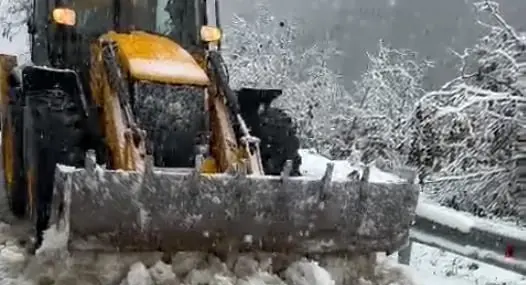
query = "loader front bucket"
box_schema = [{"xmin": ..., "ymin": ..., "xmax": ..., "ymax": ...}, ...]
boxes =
[{"xmin": 48, "ymin": 151, "xmax": 419, "ymax": 254}]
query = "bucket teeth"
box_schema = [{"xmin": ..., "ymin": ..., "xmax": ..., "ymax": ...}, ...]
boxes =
[
  {"xmin": 275, "ymin": 160, "xmax": 293, "ymax": 222},
  {"xmin": 144, "ymin": 155, "xmax": 154, "ymax": 177},
  {"xmin": 85, "ymin": 149, "xmax": 97, "ymax": 173},
  {"xmin": 194, "ymin": 145, "xmax": 208, "ymax": 173},
  {"xmin": 361, "ymin": 166, "xmax": 371, "ymax": 182},
  {"xmin": 227, "ymin": 159, "xmax": 248, "ymax": 176},
  {"xmin": 50, "ymin": 148, "xmax": 420, "ymax": 254},
  {"xmin": 317, "ymin": 162, "xmax": 335, "ymax": 208},
  {"xmin": 238, "ymin": 159, "xmax": 248, "ymax": 176},
  {"xmin": 194, "ymin": 154, "xmax": 204, "ymax": 173},
  {"xmin": 280, "ymin": 159, "xmax": 293, "ymax": 180},
  {"xmin": 321, "ymin": 163, "xmax": 335, "ymax": 187},
  {"xmin": 280, "ymin": 160, "xmax": 293, "ymax": 195}
]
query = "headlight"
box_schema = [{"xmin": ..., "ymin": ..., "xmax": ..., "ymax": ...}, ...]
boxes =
[
  {"xmin": 52, "ymin": 8, "xmax": 76, "ymax": 26},
  {"xmin": 200, "ymin": 26, "xmax": 222, "ymax": 42}
]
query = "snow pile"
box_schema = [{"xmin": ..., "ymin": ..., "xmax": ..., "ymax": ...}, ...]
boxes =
[
  {"xmin": 0, "ymin": 221, "xmax": 422, "ymax": 285},
  {"xmin": 298, "ymin": 148, "xmax": 405, "ymax": 184},
  {"xmin": 373, "ymin": 254, "xmax": 418, "ymax": 285}
]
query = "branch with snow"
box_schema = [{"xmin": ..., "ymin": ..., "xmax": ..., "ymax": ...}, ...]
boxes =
[
  {"xmin": 410, "ymin": 1, "xmax": 526, "ymax": 221},
  {"xmin": 338, "ymin": 41, "xmax": 433, "ymax": 168},
  {"xmin": 222, "ymin": 2, "xmax": 354, "ymax": 158},
  {"xmin": 0, "ymin": 0, "xmax": 31, "ymax": 40}
]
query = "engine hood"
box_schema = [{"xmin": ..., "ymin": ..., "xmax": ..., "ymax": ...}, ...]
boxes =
[{"xmin": 101, "ymin": 31, "xmax": 209, "ymax": 86}]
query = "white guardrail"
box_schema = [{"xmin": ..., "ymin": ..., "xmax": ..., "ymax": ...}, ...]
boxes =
[{"xmin": 398, "ymin": 198, "xmax": 526, "ymax": 275}]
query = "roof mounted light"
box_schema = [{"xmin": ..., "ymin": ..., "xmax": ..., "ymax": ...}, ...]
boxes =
[
  {"xmin": 52, "ymin": 8, "xmax": 76, "ymax": 26},
  {"xmin": 200, "ymin": 26, "xmax": 221, "ymax": 42}
]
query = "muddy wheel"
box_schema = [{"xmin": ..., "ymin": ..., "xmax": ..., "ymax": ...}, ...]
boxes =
[
  {"xmin": 132, "ymin": 83, "xmax": 205, "ymax": 168},
  {"xmin": 257, "ymin": 107, "xmax": 302, "ymax": 176},
  {"xmin": 25, "ymin": 88, "xmax": 86, "ymax": 247}
]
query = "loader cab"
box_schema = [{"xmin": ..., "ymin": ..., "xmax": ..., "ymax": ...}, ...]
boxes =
[{"xmin": 29, "ymin": 0, "xmax": 222, "ymax": 70}]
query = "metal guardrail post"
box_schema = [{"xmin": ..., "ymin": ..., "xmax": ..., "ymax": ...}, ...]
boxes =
[{"xmin": 397, "ymin": 241, "xmax": 413, "ymax": 265}]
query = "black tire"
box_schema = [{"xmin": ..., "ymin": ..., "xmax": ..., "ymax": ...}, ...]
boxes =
[
  {"xmin": 132, "ymin": 83, "xmax": 205, "ymax": 168},
  {"xmin": 256, "ymin": 107, "xmax": 302, "ymax": 176},
  {"xmin": 4, "ymin": 160, "xmax": 27, "ymax": 218},
  {"xmin": 25, "ymin": 89, "xmax": 86, "ymax": 248},
  {"xmin": 2, "ymin": 97, "xmax": 27, "ymax": 218}
]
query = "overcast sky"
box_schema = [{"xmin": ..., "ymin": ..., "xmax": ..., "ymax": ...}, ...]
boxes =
[{"xmin": 1, "ymin": 0, "xmax": 524, "ymax": 91}]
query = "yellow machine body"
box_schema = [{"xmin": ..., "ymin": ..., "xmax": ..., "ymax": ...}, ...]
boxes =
[
  {"xmin": 0, "ymin": 0, "xmax": 419, "ymax": 256},
  {"xmin": 102, "ymin": 31, "xmax": 209, "ymax": 86}
]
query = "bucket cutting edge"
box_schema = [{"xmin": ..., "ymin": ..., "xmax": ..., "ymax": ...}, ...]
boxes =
[{"xmin": 48, "ymin": 151, "xmax": 419, "ymax": 254}]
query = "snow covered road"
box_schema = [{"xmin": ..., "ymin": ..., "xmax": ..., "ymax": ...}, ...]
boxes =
[{"xmin": 408, "ymin": 243, "xmax": 526, "ymax": 285}]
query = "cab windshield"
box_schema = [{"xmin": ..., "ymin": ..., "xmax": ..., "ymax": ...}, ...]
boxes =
[{"xmin": 69, "ymin": 0, "xmax": 205, "ymax": 49}]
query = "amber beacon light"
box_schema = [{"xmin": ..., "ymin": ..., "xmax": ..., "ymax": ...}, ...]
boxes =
[
  {"xmin": 200, "ymin": 26, "xmax": 222, "ymax": 42},
  {"xmin": 52, "ymin": 8, "xmax": 76, "ymax": 26}
]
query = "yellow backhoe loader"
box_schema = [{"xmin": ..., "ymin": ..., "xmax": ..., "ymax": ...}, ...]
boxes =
[{"xmin": 0, "ymin": 0, "xmax": 418, "ymax": 255}]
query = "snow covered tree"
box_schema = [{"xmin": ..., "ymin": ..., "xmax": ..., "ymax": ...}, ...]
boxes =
[
  {"xmin": 329, "ymin": 41, "xmax": 433, "ymax": 168},
  {"xmin": 222, "ymin": 2, "xmax": 355, "ymax": 157},
  {"xmin": 0, "ymin": 0, "xmax": 30, "ymax": 40},
  {"xmin": 223, "ymin": 4, "xmax": 434, "ymax": 168},
  {"xmin": 412, "ymin": 0, "xmax": 526, "ymax": 221}
]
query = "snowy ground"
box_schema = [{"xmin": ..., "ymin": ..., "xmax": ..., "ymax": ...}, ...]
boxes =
[
  {"xmin": 0, "ymin": 222, "xmax": 523, "ymax": 285},
  {"xmin": 0, "ymin": 220, "xmax": 421, "ymax": 285},
  {"xmin": 407, "ymin": 243, "xmax": 526, "ymax": 285}
]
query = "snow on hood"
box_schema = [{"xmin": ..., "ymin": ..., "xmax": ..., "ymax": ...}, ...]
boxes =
[{"xmin": 298, "ymin": 148, "xmax": 404, "ymax": 184}]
